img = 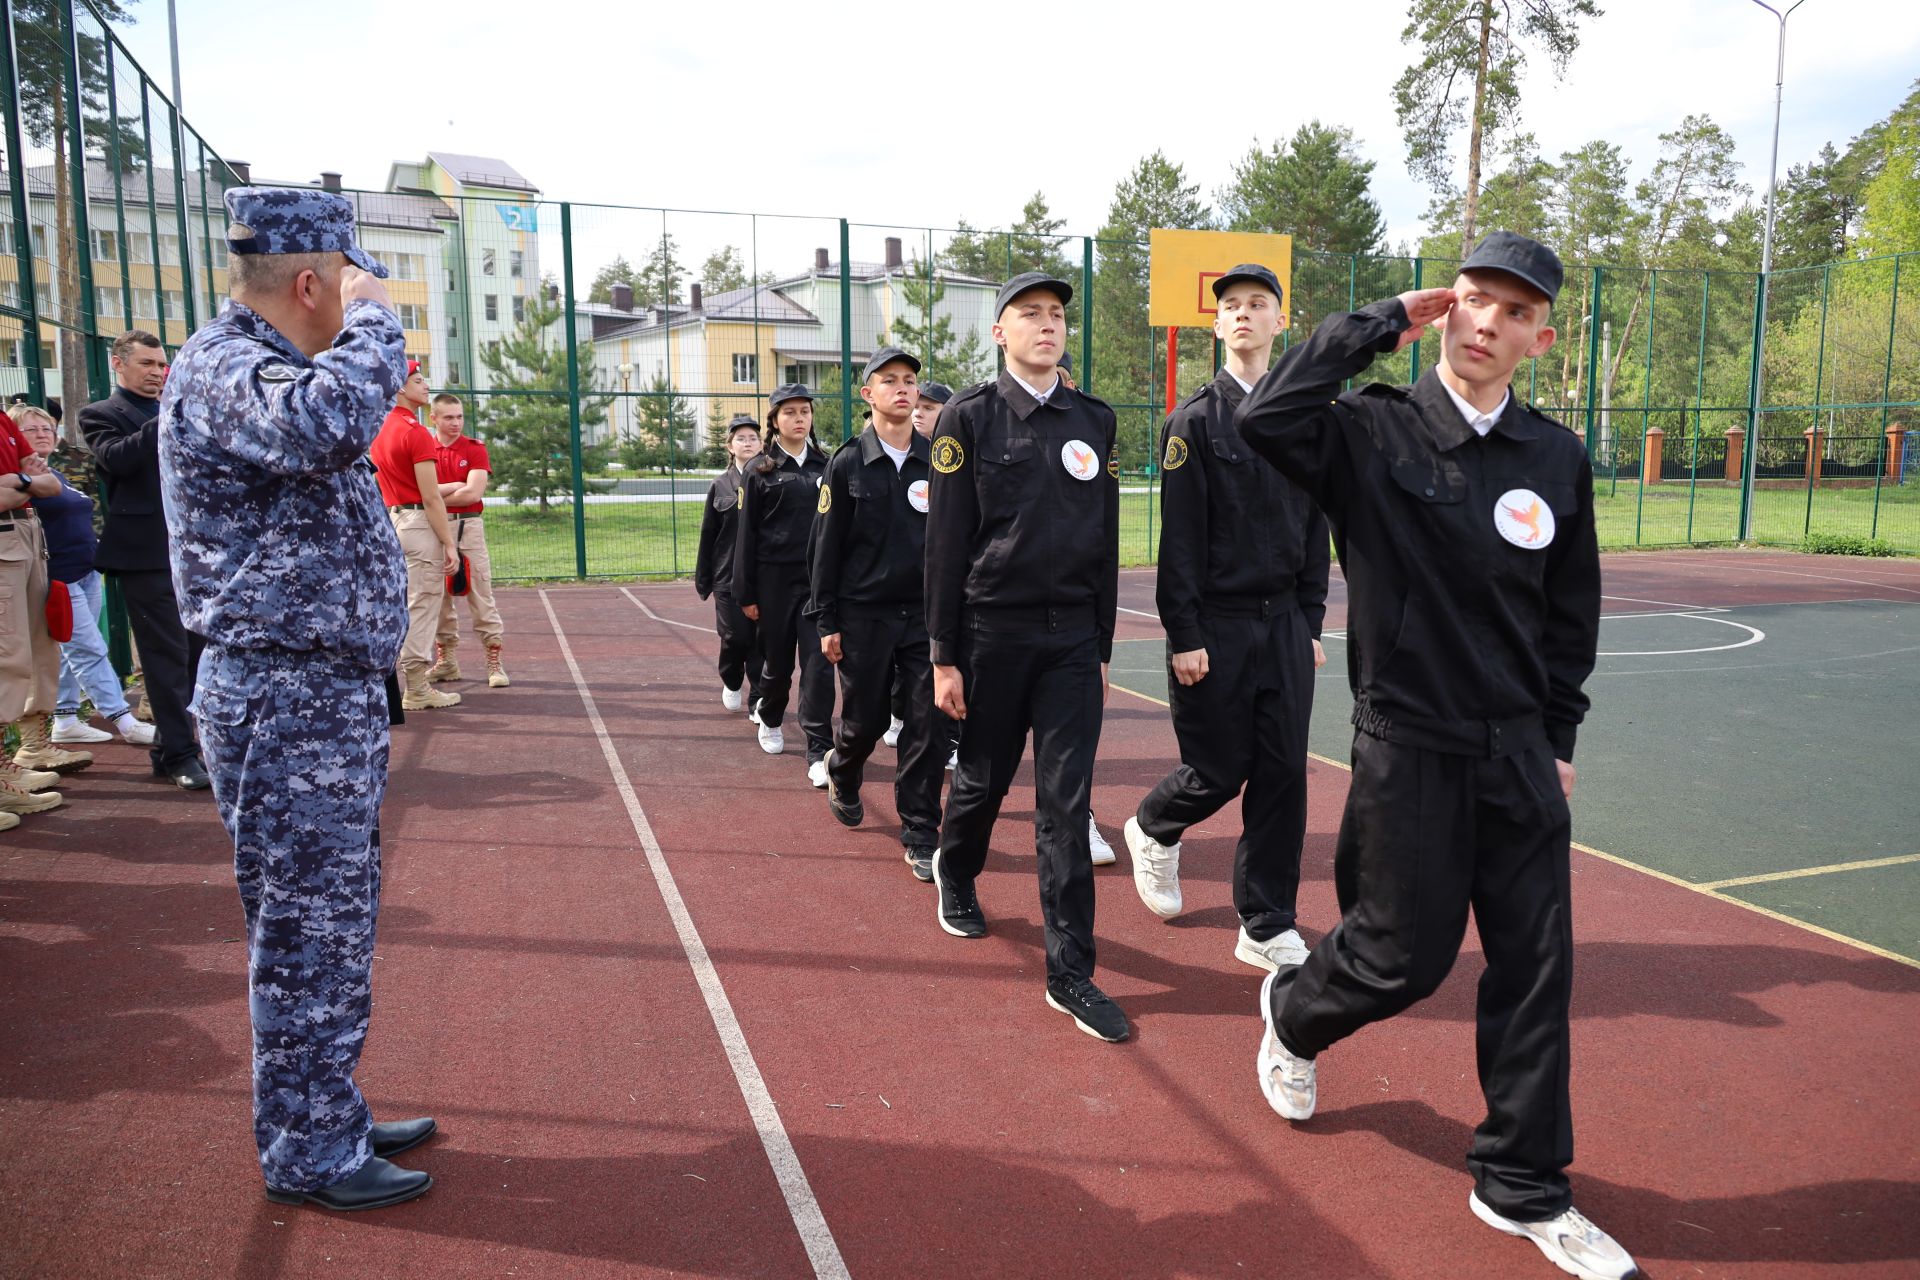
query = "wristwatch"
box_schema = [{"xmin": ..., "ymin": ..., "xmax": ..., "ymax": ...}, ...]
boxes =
[{"xmin": 14, "ymin": 472, "xmax": 28, "ymax": 492}]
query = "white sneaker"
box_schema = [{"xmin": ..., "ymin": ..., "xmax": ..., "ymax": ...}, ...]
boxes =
[
  {"xmin": 722, "ymin": 683, "xmax": 744, "ymax": 712},
  {"xmin": 51, "ymin": 717, "xmax": 112, "ymax": 744},
  {"xmin": 1256, "ymin": 967, "xmax": 1316, "ymax": 1121},
  {"xmin": 945, "ymin": 749, "xmax": 957, "ymax": 772},
  {"xmin": 1088, "ymin": 816, "xmax": 1116, "ymax": 866},
  {"xmin": 1124, "ymin": 816, "xmax": 1183, "ymax": 917},
  {"xmin": 747, "ymin": 699, "xmax": 764, "ymax": 727},
  {"xmin": 115, "ymin": 715, "xmax": 156, "ymax": 746},
  {"xmin": 757, "ymin": 722, "xmax": 784, "ymax": 755},
  {"xmin": 1469, "ymin": 1192, "xmax": 1639, "ymax": 1280},
  {"xmin": 1235, "ymin": 926, "xmax": 1310, "ymax": 973},
  {"xmin": 883, "ymin": 716, "xmax": 904, "ymax": 748},
  {"xmin": 807, "ymin": 758, "xmax": 828, "ymax": 789}
]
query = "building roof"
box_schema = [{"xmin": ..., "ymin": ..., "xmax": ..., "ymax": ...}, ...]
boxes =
[
  {"xmin": 14, "ymin": 163, "xmax": 455, "ymax": 235},
  {"xmin": 778, "ymin": 260, "xmax": 999, "ymax": 289},
  {"xmin": 425, "ymin": 153, "xmax": 538, "ymax": 194},
  {"xmin": 582, "ymin": 280, "xmax": 823, "ymax": 342}
]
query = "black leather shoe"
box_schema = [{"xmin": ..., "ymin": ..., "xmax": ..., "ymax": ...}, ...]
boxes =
[
  {"xmin": 1045, "ymin": 975, "xmax": 1131, "ymax": 1043},
  {"xmin": 265, "ymin": 1156, "xmax": 431, "ymax": 1211},
  {"xmin": 370, "ymin": 1117, "xmax": 436, "ymax": 1158},
  {"xmin": 170, "ymin": 759, "xmax": 211, "ymax": 790}
]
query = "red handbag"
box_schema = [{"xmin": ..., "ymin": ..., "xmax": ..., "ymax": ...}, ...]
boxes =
[{"xmin": 45, "ymin": 579, "xmax": 73, "ymax": 642}]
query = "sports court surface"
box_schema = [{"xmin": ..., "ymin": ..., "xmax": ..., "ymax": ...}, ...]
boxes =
[{"xmin": 2, "ymin": 549, "xmax": 1915, "ymax": 1278}]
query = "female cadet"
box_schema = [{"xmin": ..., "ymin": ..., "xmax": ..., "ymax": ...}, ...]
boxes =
[{"xmin": 694, "ymin": 413, "xmax": 763, "ymax": 715}]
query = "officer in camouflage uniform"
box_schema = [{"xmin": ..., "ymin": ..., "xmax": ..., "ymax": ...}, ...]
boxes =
[{"xmin": 160, "ymin": 188, "xmax": 436, "ymax": 1212}]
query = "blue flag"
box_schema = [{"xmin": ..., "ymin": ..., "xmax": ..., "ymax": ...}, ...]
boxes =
[{"xmin": 496, "ymin": 204, "xmax": 538, "ymax": 233}]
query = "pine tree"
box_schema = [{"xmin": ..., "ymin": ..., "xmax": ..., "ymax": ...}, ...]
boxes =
[
  {"xmin": 477, "ymin": 294, "xmax": 610, "ymax": 512},
  {"xmin": 889, "ymin": 260, "xmax": 993, "ymax": 389},
  {"xmin": 621, "ymin": 372, "xmax": 697, "ymax": 471}
]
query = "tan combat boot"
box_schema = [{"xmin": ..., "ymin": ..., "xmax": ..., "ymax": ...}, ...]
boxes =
[
  {"xmin": 0, "ymin": 759, "xmax": 61, "ymax": 792},
  {"xmin": 0, "ymin": 811, "xmax": 19, "ymax": 831},
  {"xmin": 0, "ymin": 760, "xmax": 62, "ymax": 814},
  {"xmin": 486, "ymin": 644, "xmax": 509, "ymax": 688},
  {"xmin": 427, "ymin": 640, "xmax": 461, "ymax": 683},
  {"xmin": 400, "ymin": 665, "xmax": 461, "ymax": 711},
  {"xmin": 12, "ymin": 715, "xmax": 92, "ymax": 773}
]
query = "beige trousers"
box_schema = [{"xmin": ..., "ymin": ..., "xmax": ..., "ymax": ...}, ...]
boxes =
[
  {"xmin": 391, "ymin": 509, "xmax": 447, "ymax": 673},
  {"xmin": 0, "ymin": 516, "xmax": 58, "ymax": 722},
  {"xmin": 437, "ymin": 516, "xmax": 503, "ymax": 648}
]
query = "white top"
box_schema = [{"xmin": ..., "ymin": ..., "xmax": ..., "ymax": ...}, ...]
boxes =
[
  {"xmin": 776, "ymin": 441, "xmax": 810, "ymax": 464},
  {"xmin": 1440, "ymin": 379, "xmax": 1511, "ymax": 437},
  {"xmin": 1228, "ymin": 370, "xmax": 1255, "ymax": 395},
  {"xmin": 880, "ymin": 438, "xmax": 909, "ymax": 471},
  {"xmin": 1008, "ymin": 370, "xmax": 1059, "ymax": 404}
]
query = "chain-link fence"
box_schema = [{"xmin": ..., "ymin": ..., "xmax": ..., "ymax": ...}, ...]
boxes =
[{"xmin": 6, "ymin": 0, "xmax": 1915, "ymax": 590}]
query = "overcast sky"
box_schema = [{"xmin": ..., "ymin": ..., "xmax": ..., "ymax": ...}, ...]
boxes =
[{"xmin": 112, "ymin": 0, "xmax": 1918, "ymax": 277}]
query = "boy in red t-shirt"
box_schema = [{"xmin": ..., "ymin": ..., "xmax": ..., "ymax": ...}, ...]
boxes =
[
  {"xmin": 368, "ymin": 362, "xmax": 460, "ymax": 710},
  {"xmin": 424, "ymin": 392, "xmax": 506, "ymax": 688}
]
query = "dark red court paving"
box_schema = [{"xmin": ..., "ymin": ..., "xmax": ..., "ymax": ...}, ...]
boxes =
[{"xmin": 2, "ymin": 550, "xmax": 1916, "ymax": 1279}]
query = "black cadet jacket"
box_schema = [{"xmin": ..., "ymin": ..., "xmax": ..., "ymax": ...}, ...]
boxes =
[
  {"xmin": 731, "ymin": 439, "xmax": 828, "ymax": 608},
  {"xmin": 1233, "ymin": 299, "xmax": 1601, "ymax": 762},
  {"xmin": 1156, "ymin": 367, "xmax": 1331, "ymax": 653},
  {"xmin": 925, "ymin": 371, "xmax": 1120, "ymax": 667},
  {"xmin": 808, "ymin": 425, "xmax": 932, "ymax": 636},
  {"xmin": 694, "ymin": 463, "xmax": 747, "ymax": 600},
  {"xmin": 79, "ymin": 387, "xmax": 169, "ymax": 574}
]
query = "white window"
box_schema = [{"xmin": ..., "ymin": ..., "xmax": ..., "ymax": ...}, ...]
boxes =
[
  {"xmin": 165, "ymin": 289, "xmax": 185, "ymax": 317},
  {"xmin": 90, "ymin": 228, "xmax": 118, "ymax": 261},
  {"xmin": 36, "ymin": 281, "xmax": 53, "ymax": 312},
  {"xmin": 481, "ymin": 248, "xmax": 496, "ymax": 276},
  {"xmin": 208, "ymin": 239, "xmax": 228, "ymax": 269},
  {"xmin": 389, "ymin": 252, "xmax": 425, "ymax": 282},
  {"xmin": 397, "ymin": 303, "xmax": 425, "ymax": 329},
  {"xmin": 510, "ymin": 249, "xmax": 524, "ymax": 278},
  {"xmin": 30, "ymin": 225, "xmax": 47, "ymax": 258},
  {"xmin": 447, "ymin": 314, "xmax": 459, "ymax": 338},
  {"xmin": 125, "ymin": 230, "xmax": 152, "ymax": 264},
  {"xmin": 159, "ymin": 233, "xmax": 181, "ymax": 266},
  {"xmin": 94, "ymin": 286, "xmax": 122, "ymax": 318},
  {"xmin": 445, "ymin": 267, "xmax": 456, "ymax": 292},
  {"xmin": 448, "ymin": 362, "xmax": 461, "ymax": 386},
  {"xmin": 511, "ymin": 295, "xmax": 525, "ymax": 323},
  {"xmin": 133, "ymin": 288, "xmax": 157, "ymax": 318},
  {"xmin": 732, "ymin": 353, "xmax": 757, "ymax": 384},
  {"xmin": 484, "ymin": 294, "xmax": 498, "ymax": 321},
  {"xmin": 0, "ymin": 280, "xmax": 17, "ymax": 307}
]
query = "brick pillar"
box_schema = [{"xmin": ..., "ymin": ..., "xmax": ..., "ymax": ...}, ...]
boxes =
[
  {"xmin": 1643, "ymin": 424, "xmax": 1664, "ymax": 484},
  {"xmin": 1887, "ymin": 422, "xmax": 1907, "ymax": 481},
  {"xmin": 1804, "ymin": 424, "xmax": 1823, "ymax": 481},
  {"xmin": 1724, "ymin": 423, "xmax": 1745, "ymax": 483}
]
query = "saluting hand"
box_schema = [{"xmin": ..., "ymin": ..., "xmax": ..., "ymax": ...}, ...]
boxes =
[
  {"xmin": 340, "ymin": 265, "xmax": 392, "ymax": 312},
  {"xmin": 1392, "ymin": 287, "xmax": 1458, "ymax": 353},
  {"xmin": 1170, "ymin": 648, "xmax": 1209, "ymax": 686},
  {"xmin": 934, "ymin": 663, "xmax": 966, "ymax": 720}
]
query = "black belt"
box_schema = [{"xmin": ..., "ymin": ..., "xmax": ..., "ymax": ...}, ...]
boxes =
[
  {"xmin": 451, "ymin": 511, "xmax": 484, "ymax": 520},
  {"xmin": 1352, "ymin": 696, "xmax": 1547, "ymax": 759},
  {"xmin": 388, "ymin": 503, "xmax": 424, "ymax": 512},
  {"xmin": 1201, "ymin": 596, "xmax": 1299, "ymax": 620},
  {"xmin": 965, "ymin": 603, "xmax": 1098, "ymax": 634}
]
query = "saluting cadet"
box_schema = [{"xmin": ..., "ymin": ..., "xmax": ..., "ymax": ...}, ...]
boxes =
[
  {"xmin": 695, "ymin": 413, "xmax": 763, "ymax": 714},
  {"xmin": 1235, "ymin": 233, "xmax": 1633, "ymax": 1280},
  {"xmin": 810, "ymin": 347, "xmax": 943, "ymax": 879},
  {"xmin": 925, "ymin": 271, "xmax": 1127, "ymax": 1043},
  {"xmin": 161, "ymin": 188, "xmax": 436, "ymax": 1212},
  {"xmin": 733, "ymin": 384, "xmax": 835, "ymax": 786},
  {"xmin": 1124, "ymin": 264, "xmax": 1331, "ymax": 972}
]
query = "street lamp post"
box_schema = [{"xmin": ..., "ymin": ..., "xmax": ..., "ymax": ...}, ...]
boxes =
[
  {"xmin": 617, "ymin": 362, "xmax": 634, "ymax": 446},
  {"xmin": 1741, "ymin": 0, "xmax": 1809, "ymax": 541}
]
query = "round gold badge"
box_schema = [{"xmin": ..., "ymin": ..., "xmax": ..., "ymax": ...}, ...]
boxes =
[
  {"xmin": 932, "ymin": 436, "xmax": 966, "ymax": 474},
  {"xmin": 1163, "ymin": 436, "xmax": 1189, "ymax": 471}
]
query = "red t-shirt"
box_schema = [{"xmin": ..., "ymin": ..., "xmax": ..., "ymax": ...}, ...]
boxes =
[
  {"xmin": 434, "ymin": 433, "xmax": 491, "ymax": 515},
  {"xmin": 370, "ymin": 405, "xmax": 437, "ymax": 506},
  {"xmin": 0, "ymin": 410, "xmax": 28, "ymax": 474}
]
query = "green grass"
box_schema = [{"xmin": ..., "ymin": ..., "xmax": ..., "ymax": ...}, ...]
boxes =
[{"xmin": 486, "ymin": 479, "xmax": 1920, "ymax": 581}]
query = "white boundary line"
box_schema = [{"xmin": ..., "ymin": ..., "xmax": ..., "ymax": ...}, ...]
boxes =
[
  {"xmin": 623, "ymin": 586, "xmax": 718, "ymax": 634},
  {"xmin": 1596, "ymin": 612, "xmax": 1767, "ymax": 657},
  {"xmin": 539, "ymin": 590, "xmax": 850, "ymax": 1280}
]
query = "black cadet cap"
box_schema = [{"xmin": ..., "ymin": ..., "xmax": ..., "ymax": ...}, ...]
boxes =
[
  {"xmin": 917, "ymin": 381, "xmax": 953, "ymax": 405},
  {"xmin": 1459, "ymin": 231, "xmax": 1563, "ymax": 305},
  {"xmin": 725, "ymin": 412, "xmax": 759, "ymax": 435},
  {"xmin": 860, "ymin": 345, "xmax": 921, "ymax": 381},
  {"xmin": 1212, "ymin": 262, "xmax": 1284, "ymax": 307},
  {"xmin": 1057, "ymin": 352, "xmax": 1073, "ymax": 374},
  {"xmin": 769, "ymin": 383, "xmax": 813, "ymax": 408},
  {"xmin": 993, "ymin": 271, "xmax": 1072, "ymax": 319}
]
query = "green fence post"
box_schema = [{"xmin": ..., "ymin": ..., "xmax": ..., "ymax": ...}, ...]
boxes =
[
  {"xmin": 838, "ymin": 218, "xmax": 852, "ymax": 447},
  {"xmin": 1870, "ymin": 254, "xmax": 1900, "ymax": 539},
  {"xmin": 102, "ymin": 38, "xmax": 133, "ymax": 330},
  {"xmin": 1080, "ymin": 235, "xmax": 1092, "ymax": 391},
  {"xmin": 1583, "ymin": 267, "xmax": 1603, "ymax": 459},
  {"xmin": 1804, "ymin": 263, "xmax": 1830, "ymax": 537},
  {"xmin": 560, "ymin": 202, "xmax": 586, "ymax": 579},
  {"xmin": 1407, "ymin": 257, "xmax": 1423, "ymax": 382},
  {"xmin": 139, "ymin": 81, "xmax": 166, "ymax": 346},
  {"xmin": 1688, "ymin": 273, "xmax": 1709, "ymax": 543},
  {"xmin": 58, "ymin": 0, "xmax": 99, "ymax": 346},
  {"xmin": 1633, "ymin": 270, "xmax": 1657, "ymax": 544},
  {"xmin": 0, "ymin": 0, "xmax": 46, "ymax": 404},
  {"xmin": 1738, "ymin": 271, "xmax": 1764, "ymax": 540},
  {"xmin": 167, "ymin": 103, "xmax": 195, "ymax": 330}
]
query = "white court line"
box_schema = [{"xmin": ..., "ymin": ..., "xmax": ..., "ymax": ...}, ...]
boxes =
[
  {"xmin": 623, "ymin": 587, "xmax": 718, "ymax": 634},
  {"xmin": 1601, "ymin": 592, "xmax": 1720, "ymax": 611},
  {"xmin": 1116, "ymin": 605, "xmax": 1161, "ymax": 620},
  {"xmin": 539, "ymin": 591, "xmax": 850, "ymax": 1280},
  {"xmin": 1596, "ymin": 613, "xmax": 1766, "ymax": 657}
]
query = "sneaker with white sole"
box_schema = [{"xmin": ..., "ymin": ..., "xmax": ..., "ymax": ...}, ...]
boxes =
[
  {"xmin": 722, "ymin": 683, "xmax": 744, "ymax": 713},
  {"xmin": 1088, "ymin": 816, "xmax": 1116, "ymax": 866},
  {"xmin": 932, "ymin": 850, "xmax": 987, "ymax": 938},
  {"xmin": 1124, "ymin": 815, "xmax": 1183, "ymax": 917},
  {"xmin": 945, "ymin": 749, "xmax": 957, "ymax": 771},
  {"xmin": 807, "ymin": 758, "xmax": 828, "ymax": 789},
  {"xmin": 51, "ymin": 717, "xmax": 112, "ymax": 744},
  {"xmin": 757, "ymin": 722, "xmax": 785, "ymax": 755},
  {"xmin": 883, "ymin": 716, "xmax": 903, "ymax": 748},
  {"xmin": 115, "ymin": 715, "xmax": 156, "ymax": 746},
  {"xmin": 1044, "ymin": 975, "xmax": 1130, "ymax": 1042},
  {"xmin": 1468, "ymin": 1192, "xmax": 1639, "ymax": 1280},
  {"xmin": 1256, "ymin": 967, "xmax": 1316, "ymax": 1120},
  {"xmin": 1235, "ymin": 926, "xmax": 1310, "ymax": 973}
]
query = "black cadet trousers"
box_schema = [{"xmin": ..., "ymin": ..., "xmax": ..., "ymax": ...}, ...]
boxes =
[
  {"xmin": 1139, "ymin": 605, "xmax": 1313, "ymax": 940},
  {"xmin": 1270, "ymin": 726, "xmax": 1576, "ymax": 1222},
  {"xmin": 938, "ymin": 619, "xmax": 1103, "ymax": 982},
  {"xmin": 753, "ymin": 562, "xmax": 834, "ymax": 758},
  {"xmin": 713, "ymin": 590, "xmax": 762, "ymax": 705},
  {"xmin": 828, "ymin": 606, "xmax": 943, "ymax": 849},
  {"xmin": 115, "ymin": 568, "xmax": 205, "ymax": 772},
  {"xmin": 892, "ymin": 664, "xmax": 960, "ymax": 755}
]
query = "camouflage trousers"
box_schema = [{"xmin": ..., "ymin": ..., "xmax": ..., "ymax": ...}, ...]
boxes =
[{"xmin": 192, "ymin": 643, "xmax": 392, "ymax": 1192}]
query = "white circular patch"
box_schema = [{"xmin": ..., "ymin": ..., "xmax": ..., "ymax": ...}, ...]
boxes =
[
  {"xmin": 1061, "ymin": 439, "xmax": 1101, "ymax": 482},
  {"xmin": 1493, "ymin": 488, "xmax": 1555, "ymax": 550},
  {"xmin": 908, "ymin": 479, "xmax": 930, "ymax": 513}
]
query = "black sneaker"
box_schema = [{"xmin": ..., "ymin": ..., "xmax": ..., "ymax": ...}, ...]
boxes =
[
  {"xmin": 1045, "ymin": 975, "xmax": 1131, "ymax": 1042},
  {"xmin": 826, "ymin": 758, "xmax": 863, "ymax": 827},
  {"xmin": 904, "ymin": 845, "xmax": 934, "ymax": 882},
  {"xmin": 932, "ymin": 851, "xmax": 986, "ymax": 937}
]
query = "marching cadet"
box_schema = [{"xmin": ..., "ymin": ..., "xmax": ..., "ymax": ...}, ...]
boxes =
[
  {"xmin": 160, "ymin": 188, "xmax": 435, "ymax": 1211},
  {"xmin": 809, "ymin": 347, "xmax": 943, "ymax": 880},
  {"xmin": 733, "ymin": 384, "xmax": 835, "ymax": 785},
  {"xmin": 909, "ymin": 379, "xmax": 951, "ymax": 440},
  {"xmin": 925, "ymin": 271, "xmax": 1126, "ymax": 1043},
  {"xmin": 891, "ymin": 378, "xmax": 955, "ymax": 766},
  {"xmin": 1124, "ymin": 264, "xmax": 1331, "ymax": 972},
  {"xmin": 695, "ymin": 413, "xmax": 763, "ymax": 714},
  {"xmin": 1235, "ymin": 233, "xmax": 1633, "ymax": 1280}
]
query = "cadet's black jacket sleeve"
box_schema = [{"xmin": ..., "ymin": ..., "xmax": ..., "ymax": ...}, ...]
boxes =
[
  {"xmin": 1235, "ymin": 299, "xmax": 1406, "ymax": 524},
  {"xmin": 1542, "ymin": 451, "xmax": 1602, "ymax": 762},
  {"xmin": 924, "ymin": 407, "xmax": 980, "ymax": 667},
  {"xmin": 694, "ymin": 484, "xmax": 721, "ymax": 599},
  {"xmin": 1099, "ymin": 410, "xmax": 1119, "ymax": 664},
  {"xmin": 808, "ymin": 452, "xmax": 855, "ymax": 637},
  {"xmin": 1153, "ymin": 404, "xmax": 1209, "ymax": 654},
  {"xmin": 731, "ymin": 471, "xmax": 762, "ymax": 608},
  {"xmin": 1296, "ymin": 504, "xmax": 1331, "ymax": 639}
]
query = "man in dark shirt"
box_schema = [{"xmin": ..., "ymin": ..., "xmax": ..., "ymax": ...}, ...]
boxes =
[
  {"xmin": 80, "ymin": 329, "xmax": 209, "ymax": 790},
  {"xmin": 924, "ymin": 272, "xmax": 1126, "ymax": 1043},
  {"xmin": 810, "ymin": 346, "xmax": 941, "ymax": 879},
  {"xmin": 1235, "ymin": 233, "xmax": 1631, "ymax": 1280},
  {"xmin": 1123, "ymin": 265, "xmax": 1331, "ymax": 975},
  {"xmin": 695, "ymin": 413, "xmax": 763, "ymax": 713}
]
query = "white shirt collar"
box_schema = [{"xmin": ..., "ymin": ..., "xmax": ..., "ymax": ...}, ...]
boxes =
[
  {"xmin": 1440, "ymin": 379, "xmax": 1510, "ymax": 437},
  {"xmin": 879, "ymin": 437, "xmax": 909, "ymax": 469},
  {"xmin": 1228, "ymin": 370, "xmax": 1254, "ymax": 395},
  {"xmin": 1008, "ymin": 370, "xmax": 1059, "ymax": 405},
  {"xmin": 776, "ymin": 440, "xmax": 810, "ymax": 464}
]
